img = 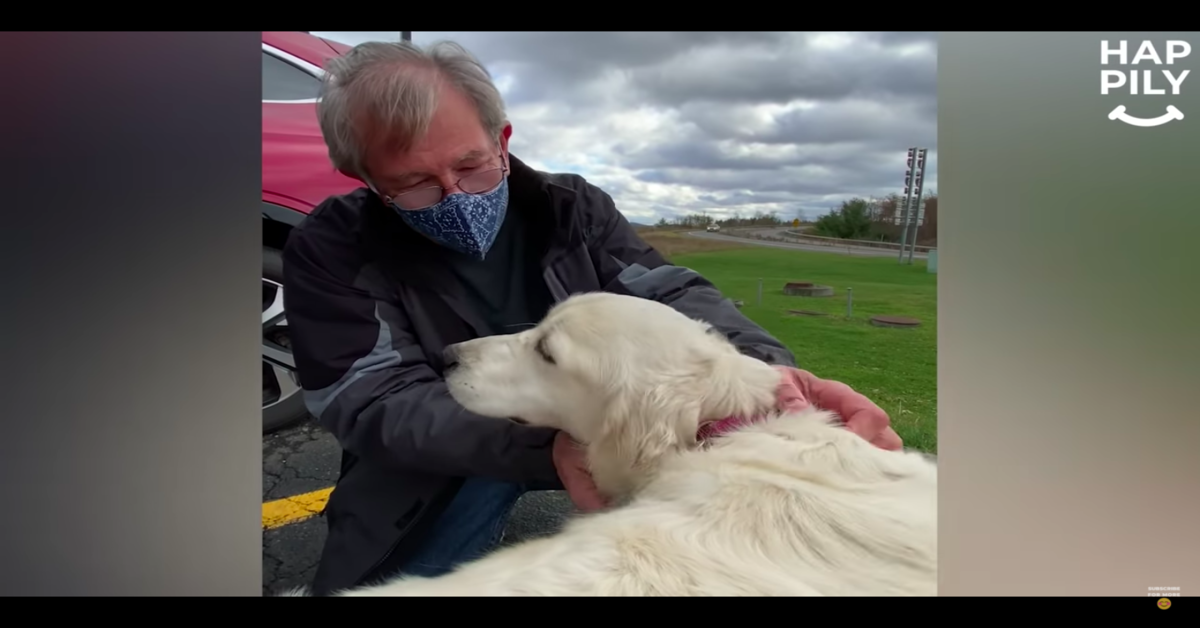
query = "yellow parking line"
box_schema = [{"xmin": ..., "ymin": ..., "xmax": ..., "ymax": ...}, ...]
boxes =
[{"xmin": 263, "ymin": 487, "xmax": 334, "ymax": 530}]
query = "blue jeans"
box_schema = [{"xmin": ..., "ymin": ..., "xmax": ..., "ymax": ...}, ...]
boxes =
[{"xmin": 392, "ymin": 477, "xmax": 528, "ymax": 578}]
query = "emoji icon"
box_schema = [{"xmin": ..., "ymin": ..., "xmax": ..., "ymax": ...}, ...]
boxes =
[
  {"xmin": 1108, "ymin": 105, "xmax": 1184, "ymax": 127},
  {"xmin": 1158, "ymin": 597, "xmax": 1171, "ymax": 609}
]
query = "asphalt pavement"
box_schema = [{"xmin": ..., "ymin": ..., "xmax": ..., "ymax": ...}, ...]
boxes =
[{"xmin": 262, "ymin": 417, "xmax": 574, "ymax": 596}]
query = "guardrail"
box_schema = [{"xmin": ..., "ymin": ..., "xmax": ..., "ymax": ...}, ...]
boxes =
[{"xmin": 724, "ymin": 228, "xmax": 935, "ymax": 254}]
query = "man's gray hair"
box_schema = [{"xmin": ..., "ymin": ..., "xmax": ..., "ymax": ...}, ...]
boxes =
[{"xmin": 316, "ymin": 40, "xmax": 508, "ymax": 178}]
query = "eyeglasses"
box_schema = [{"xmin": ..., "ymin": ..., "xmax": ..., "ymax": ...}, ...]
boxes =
[{"xmin": 384, "ymin": 163, "xmax": 509, "ymax": 211}]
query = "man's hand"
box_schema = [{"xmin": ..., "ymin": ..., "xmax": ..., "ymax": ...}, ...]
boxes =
[
  {"xmin": 773, "ymin": 366, "xmax": 903, "ymax": 450},
  {"xmin": 551, "ymin": 431, "xmax": 608, "ymax": 512}
]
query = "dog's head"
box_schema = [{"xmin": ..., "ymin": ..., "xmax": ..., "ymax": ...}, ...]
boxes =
[{"xmin": 444, "ymin": 292, "xmax": 783, "ymax": 496}]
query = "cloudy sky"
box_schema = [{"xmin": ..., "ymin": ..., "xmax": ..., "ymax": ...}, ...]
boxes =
[{"xmin": 310, "ymin": 32, "xmax": 937, "ymax": 223}]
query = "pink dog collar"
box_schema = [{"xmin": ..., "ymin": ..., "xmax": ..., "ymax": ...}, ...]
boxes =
[{"xmin": 696, "ymin": 414, "xmax": 764, "ymax": 443}]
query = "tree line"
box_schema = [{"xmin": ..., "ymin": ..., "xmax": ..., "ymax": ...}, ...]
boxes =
[
  {"xmin": 810, "ymin": 193, "xmax": 938, "ymax": 246},
  {"xmin": 648, "ymin": 192, "xmax": 938, "ymax": 247},
  {"xmin": 652, "ymin": 210, "xmax": 789, "ymax": 229}
]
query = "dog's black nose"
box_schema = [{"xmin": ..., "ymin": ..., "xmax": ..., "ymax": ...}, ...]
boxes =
[{"xmin": 442, "ymin": 344, "xmax": 459, "ymax": 367}]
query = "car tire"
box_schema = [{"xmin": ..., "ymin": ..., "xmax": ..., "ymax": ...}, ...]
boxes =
[{"xmin": 263, "ymin": 246, "xmax": 310, "ymax": 434}]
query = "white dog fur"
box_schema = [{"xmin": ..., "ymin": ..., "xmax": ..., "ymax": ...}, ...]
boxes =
[{"xmin": 291, "ymin": 291, "xmax": 937, "ymax": 596}]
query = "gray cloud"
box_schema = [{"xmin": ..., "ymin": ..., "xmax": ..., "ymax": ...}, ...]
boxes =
[
  {"xmin": 626, "ymin": 38, "xmax": 935, "ymax": 108},
  {"xmin": 311, "ymin": 31, "xmax": 937, "ymax": 221}
]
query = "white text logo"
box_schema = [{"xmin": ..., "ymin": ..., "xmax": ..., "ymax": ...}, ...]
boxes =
[{"xmin": 1101, "ymin": 40, "xmax": 1190, "ymax": 127}]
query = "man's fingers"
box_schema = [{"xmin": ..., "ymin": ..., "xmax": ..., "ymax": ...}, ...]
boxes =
[
  {"xmin": 565, "ymin": 479, "xmax": 607, "ymax": 511},
  {"xmin": 807, "ymin": 378, "xmax": 887, "ymax": 433},
  {"xmin": 574, "ymin": 494, "xmax": 607, "ymax": 511},
  {"xmin": 843, "ymin": 407, "xmax": 892, "ymax": 442},
  {"xmin": 793, "ymin": 370, "xmax": 895, "ymax": 446},
  {"xmin": 870, "ymin": 427, "xmax": 904, "ymax": 451},
  {"xmin": 772, "ymin": 366, "xmax": 810, "ymax": 411}
]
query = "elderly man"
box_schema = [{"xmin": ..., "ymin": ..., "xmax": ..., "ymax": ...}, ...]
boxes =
[{"xmin": 282, "ymin": 39, "xmax": 902, "ymax": 596}]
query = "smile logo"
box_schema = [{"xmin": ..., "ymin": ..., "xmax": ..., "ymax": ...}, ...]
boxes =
[
  {"xmin": 1158, "ymin": 597, "xmax": 1171, "ymax": 609},
  {"xmin": 1108, "ymin": 105, "xmax": 1183, "ymax": 126},
  {"xmin": 1101, "ymin": 39, "xmax": 1191, "ymax": 127}
]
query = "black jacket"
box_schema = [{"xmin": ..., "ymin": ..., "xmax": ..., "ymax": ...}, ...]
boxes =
[{"xmin": 281, "ymin": 155, "xmax": 797, "ymax": 594}]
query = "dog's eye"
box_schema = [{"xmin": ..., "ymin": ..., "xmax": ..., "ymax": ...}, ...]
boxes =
[{"xmin": 535, "ymin": 337, "xmax": 555, "ymax": 365}]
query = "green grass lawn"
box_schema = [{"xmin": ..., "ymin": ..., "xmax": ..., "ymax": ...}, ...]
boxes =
[{"xmin": 671, "ymin": 248, "xmax": 938, "ymax": 453}]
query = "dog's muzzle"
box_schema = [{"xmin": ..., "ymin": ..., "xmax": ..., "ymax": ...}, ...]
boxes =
[{"xmin": 442, "ymin": 344, "xmax": 461, "ymax": 369}]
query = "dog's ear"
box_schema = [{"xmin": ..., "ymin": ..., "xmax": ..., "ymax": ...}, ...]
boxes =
[{"xmin": 697, "ymin": 351, "xmax": 783, "ymax": 421}]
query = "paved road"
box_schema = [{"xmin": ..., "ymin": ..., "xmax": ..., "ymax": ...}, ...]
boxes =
[
  {"xmin": 687, "ymin": 228, "xmax": 929, "ymax": 259},
  {"xmin": 262, "ymin": 417, "xmax": 574, "ymax": 596}
]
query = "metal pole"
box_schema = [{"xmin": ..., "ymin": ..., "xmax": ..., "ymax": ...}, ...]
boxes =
[
  {"xmin": 896, "ymin": 198, "xmax": 910, "ymax": 263},
  {"xmin": 906, "ymin": 148, "xmax": 928, "ymax": 265},
  {"xmin": 896, "ymin": 147, "xmax": 916, "ymax": 263},
  {"xmin": 906, "ymin": 189, "xmax": 926, "ymax": 264},
  {"xmin": 757, "ymin": 278, "xmax": 763, "ymax": 306},
  {"xmin": 846, "ymin": 288, "xmax": 853, "ymax": 318}
]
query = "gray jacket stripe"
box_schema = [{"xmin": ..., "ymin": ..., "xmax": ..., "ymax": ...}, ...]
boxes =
[
  {"xmin": 613, "ymin": 263, "xmax": 698, "ymax": 299},
  {"xmin": 303, "ymin": 301, "xmax": 421, "ymax": 421},
  {"xmin": 542, "ymin": 267, "xmax": 569, "ymax": 302}
]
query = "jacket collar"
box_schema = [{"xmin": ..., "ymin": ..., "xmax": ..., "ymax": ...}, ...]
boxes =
[{"xmin": 507, "ymin": 154, "xmax": 582, "ymax": 261}]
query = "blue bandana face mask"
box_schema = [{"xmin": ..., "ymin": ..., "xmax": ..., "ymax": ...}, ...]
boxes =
[{"xmin": 382, "ymin": 176, "xmax": 509, "ymax": 261}]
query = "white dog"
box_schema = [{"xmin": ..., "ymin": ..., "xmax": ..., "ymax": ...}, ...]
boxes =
[{"xmin": 300, "ymin": 292, "xmax": 937, "ymax": 596}]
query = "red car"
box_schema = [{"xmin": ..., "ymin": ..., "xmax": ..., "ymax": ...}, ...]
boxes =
[{"xmin": 261, "ymin": 31, "xmax": 362, "ymax": 433}]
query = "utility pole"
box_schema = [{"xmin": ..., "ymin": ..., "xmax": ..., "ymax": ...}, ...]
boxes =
[
  {"xmin": 906, "ymin": 148, "xmax": 928, "ymax": 264},
  {"xmin": 896, "ymin": 147, "xmax": 917, "ymax": 264},
  {"xmin": 895, "ymin": 147, "xmax": 928, "ymax": 264}
]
